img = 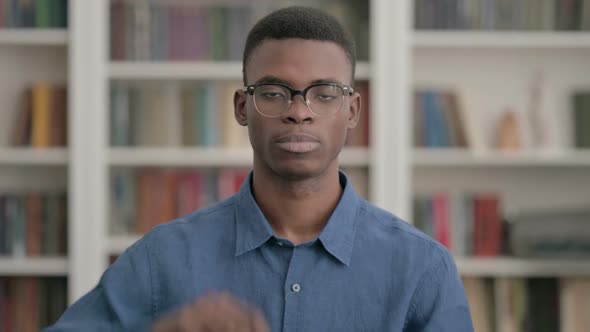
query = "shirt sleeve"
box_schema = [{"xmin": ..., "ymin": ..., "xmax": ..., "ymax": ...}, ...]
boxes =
[
  {"xmin": 43, "ymin": 239, "xmax": 154, "ymax": 332},
  {"xmin": 404, "ymin": 250, "xmax": 474, "ymax": 332}
]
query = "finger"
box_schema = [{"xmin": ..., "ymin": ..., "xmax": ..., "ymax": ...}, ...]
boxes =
[
  {"xmin": 151, "ymin": 303, "xmax": 206, "ymax": 332},
  {"xmin": 213, "ymin": 293, "xmax": 253, "ymax": 332},
  {"xmin": 151, "ymin": 313, "xmax": 179, "ymax": 332},
  {"xmin": 249, "ymin": 307, "xmax": 271, "ymax": 332}
]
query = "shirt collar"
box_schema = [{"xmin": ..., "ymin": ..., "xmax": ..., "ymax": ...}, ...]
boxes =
[
  {"xmin": 317, "ymin": 171, "xmax": 360, "ymax": 266},
  {"xmin": 234, "ymin": 170, "xmax": 361, "ymax": 266},
  {"xmin": 234, "ymin": 173, "xmax": 275, "ymax": 257}
]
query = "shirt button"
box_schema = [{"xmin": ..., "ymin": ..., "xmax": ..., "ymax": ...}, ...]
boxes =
[
  {"xmin": 277, "ymin": 241, "xmax": 284, "ymax": 246},
  {"xmin": 291, "ymin": 283, "xmax": 301, "ymax": 293}
]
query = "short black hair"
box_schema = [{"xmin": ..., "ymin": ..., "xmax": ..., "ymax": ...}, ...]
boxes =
[{"xmin": 242, "ymin": 6, "xmax": 357, "ymax": 85}]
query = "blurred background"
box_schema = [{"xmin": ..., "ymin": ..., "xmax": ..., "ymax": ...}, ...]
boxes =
[{"xmin": 0, "ymin": 0, "xmax": 589, "ymax": 331}]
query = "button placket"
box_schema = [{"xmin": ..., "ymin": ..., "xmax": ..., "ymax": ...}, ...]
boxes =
[{"xmin": 282, "ymin": 247, "xmax": 305, "ymax": 332}]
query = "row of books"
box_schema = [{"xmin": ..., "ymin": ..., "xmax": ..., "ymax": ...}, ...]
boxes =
[
  {"xmin": 110, "ymin": 82, "xmax": 247, "ymax": 148},
  {"xmin": 0, "ymin": 277, "xmax": 67, "ymax": 332},
  {"xmin": 110, "ymin": 167, "xmax": 369, "ymax": 235},
  {"xmin": 414, "ymin": 192, "xmax": 590, "ymax": 259},
  {"xmin": 0, "ymin": 0, "xmax": 68, "ymax": 28},
  {"xmin": 415, "ymin": 0, "xmax": 590, "ymax": 30},
  {"xmin": 110, "ymin": 168, "xmax": 249, "ymax": 235},
  {"xmin": 109, "ymin": 0, "xmax": 368, "ymax": 61},
  {"xmin": 413, "ymin": 193, "xmax": 503, "ymax": 257},
  {"xmin": 413, "ymin": 90, "xmax": 469, "ymax": 148},
  {"xmin": 573, "ymin": 92, "xmax": 590, "ymax": 148},
  {"xmin": 509, "ymin": 208, "xmax": 590, "ymax": 259},
  {"xmin": 8, "ymin": 82, "xmax": 68, "ymax": 148},
  {"xmin": 0, "ymin": 192, "xmax": 68, "ymax": 257},
  {"xmin": 110, "ymin": 82, "xmax": 370, "ymax": 148},
  {"xmin": 464, "ymin": 277, "xmax": 590, "ymax": 332},
  {"xmin": 413, "ymin": 83, "xmax": 564, "ymax": 151}
]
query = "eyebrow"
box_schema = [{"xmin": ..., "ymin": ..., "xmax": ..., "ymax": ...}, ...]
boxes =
[{"xmin": 253, "ymin": 76, "xmax": 347, "ymax": 87}]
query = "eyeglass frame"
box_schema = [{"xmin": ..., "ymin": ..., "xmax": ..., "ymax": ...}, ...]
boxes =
[{"xmin": 243, "ymin": 82, "xmax": 355, "ymax": 118}]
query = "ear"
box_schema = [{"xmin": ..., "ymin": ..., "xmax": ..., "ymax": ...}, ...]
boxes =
[
  {"xmin": 234, "ymin": 89, "xmax": 248, "ymax": 126},
  {"xmin": 346, "ymin": 91, "xmax": 361, "ymax": 129}
]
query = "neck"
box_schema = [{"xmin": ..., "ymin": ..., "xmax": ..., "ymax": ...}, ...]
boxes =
[{"xmin": 251, "ymin": 162, "xmax": 343, "ymax": 246}]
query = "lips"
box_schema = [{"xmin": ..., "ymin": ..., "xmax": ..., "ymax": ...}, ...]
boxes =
[{"xmin": 274, "ymin": 134, "xmax": 320, "ymax": 153}]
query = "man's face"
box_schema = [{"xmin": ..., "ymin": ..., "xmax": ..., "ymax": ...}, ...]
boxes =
[{"xmin": 234, "ymin": 39, "xmax": 361, "ymax": 180}]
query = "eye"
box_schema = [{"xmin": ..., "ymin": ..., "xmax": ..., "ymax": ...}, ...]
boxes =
[
  {"xmin": 261, "ymin": 92, "xmax": 286, "ymax": 99},
  {"xmin": 311, "ymin": 85, "xmax": 341, "ymax": 102},
  {"xmin": 256, "ymin": 85, "xmax": 289, "ymax": 100},
  {"xmin": 316, "ymin": 94, "xmax": 337, "ymax": 101}
]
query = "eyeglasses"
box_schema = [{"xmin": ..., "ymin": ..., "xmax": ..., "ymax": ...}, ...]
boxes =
[{"xmin": 243, "ymin": 82, "xmax": 354, "ymax": 117}]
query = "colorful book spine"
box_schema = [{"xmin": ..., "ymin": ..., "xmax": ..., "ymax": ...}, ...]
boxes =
[
  {"xmin": 573, "ymin": 92, "xmax": 590, "ymax": 148},
  {"xmin": 109, "ymin": 1, "xmax": 366, "ymax": 61},
  {"xmin": 113, "ymin": 169, "xmax": 249, "ymax": 234},
  {"xmin": 0, "ymin": 0, "xmax": 67, "ymax": 28},
  {"xmin": 414, "ymin": 0, "xmax": 589, "ymax": 30},
  {"xmin": 11, "ymin": 83, "xmax": 67, "ymax": 148},
  {"xmin": 0, "ymin": 277, "xmax": 68, "ymax": 330}
]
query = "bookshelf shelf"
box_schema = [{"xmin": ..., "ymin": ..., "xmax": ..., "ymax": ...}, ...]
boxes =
[
  {"xmin": 109, "ymin": 61, "xmax": 372, "ymax": 81},
  {"xmin": 0, "ymin": 148, "xmax": 69, "ymax": 166},
  {"xmin": 413, "ymin": 149, "xmax": 590, "ymax": 167},
  {"xmin": 109, "ymin": 147, "xmax": 370, "ymax": 167},
  {"xmin": 0, "ymin": 29, "xmax": 68, "ymax": 45},
  {"xmin": 457, "ymin": 257, "xmax": 590, "ymax": 277},
  {"xmin": 413, "ymin": 31, "xmax": 590, "ymax": 49},
  {"xmin": 0, "ymin": 257, "xmax": 68, "ymax": 276}
]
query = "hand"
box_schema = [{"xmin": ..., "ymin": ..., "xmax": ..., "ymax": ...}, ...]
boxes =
[{"xmin": 151, "ymin": 292, "xmax": 271, "ymax": 332}]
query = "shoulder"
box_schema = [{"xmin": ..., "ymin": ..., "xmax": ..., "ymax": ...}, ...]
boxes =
[
  {"xmin": 139, "ymin": 195, "xmax": 238, "ymax": 252},
  {"xmin": 355, "ymin": 199, "xmax": 453, "ymax": 270}
]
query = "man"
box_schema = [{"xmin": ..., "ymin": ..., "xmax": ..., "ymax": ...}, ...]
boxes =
[{"xmin": 45, "ymin": 6, "xmax": 473, "ymax": 332}]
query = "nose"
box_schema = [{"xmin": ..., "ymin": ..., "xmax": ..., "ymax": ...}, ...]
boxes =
[{"xmin": 282, "ymin": 94, "xmax": 313, "ymax": 124}]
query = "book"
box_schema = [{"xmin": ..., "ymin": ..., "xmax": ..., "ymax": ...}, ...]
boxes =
[
  {"xmin": 413, "ymin": 192, "xmax": 504, "ymax": 257},
  {"xmin": 528, "ymin": 278, "xmax": 560, "ymax": 332},
  {"xmin": 414, "ymin": 89, "xmax": 470, "ymax": 148},
  {"xmin": 31, "ymin": 82, "xmax": 52, "ymax": 148},
  {"xmin": 508, "ymin": 208, "xmax": 590, "ymax": 258},
  {"xmin": 113, "ymin": 168, "xmax": 250, "ymax": 234},
  {"xmin": 0, "ymin": 192, "xmax": 67, "ymax": 257},
  {"xmin": 463, "ymin": 277, "xmax": 495, "ymax": 332},
  {"xmin": 573, "ymin": 92, "xmax": 590, "ymax": 148},
  {"xmin": 11, "ymin": 83, "xmax": 67, "ymax": 148},
  {"xmin": 0, "ymin": 277, "xmax": 68, "ymax": 330},
  {"xmin": 10, "ymin": 88, "xmax": 32, "ymax": 146},
  {"xmin": 494, "ymin": 278, "xmax": 528, "ymax": 332},
  {"xmin": 110, "ymin": 84, "xmax": 132, "ymax": 146},
  {"xmin": 110, "ymin": 1, "xmax": 367, "ymax": 61},
  {"xmin": 560, "ymin": 278, "xmax": 590, "ymax": 332},
  {"xmin": 583, "ymin": 0, "xmax": 590, "ymax": 30},
  {"xmin": 414, "ymin": 0, "xmax": 589, "ymax": 30}
]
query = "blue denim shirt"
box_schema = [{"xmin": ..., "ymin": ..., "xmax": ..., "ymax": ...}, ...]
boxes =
[{"xmin": 45, "ymin": 171, "xmax": 473, "ymax": 332}]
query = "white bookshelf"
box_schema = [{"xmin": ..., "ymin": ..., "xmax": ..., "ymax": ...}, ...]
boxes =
[
  {"xmin": 109, "ymin": 61, "xmax": 372, "ymax": 81},
  {"xmin": 414, "ymin": 31, "xmax": 590, "ymax": 49},
  {"xmin": 413, "ymin": 148, "xmax": 590, "ymax": 167},
  {"xmin": 0, "ymin": 8, "xmax": 72, "ymax": 321},
  {"xmin": 0, "ymin": 148, "xmax": 69, "ymax": 166},
  {"xmin": 109, "ymin": 146, "xmax": 370, "ymax": 167},
  {"xmin": 0, "ymin": 0, "xmax": 583, "ymax": 310},
  {"xmin": 0, "ymin": 257, "xmax": 68, "ymax": 276},
  {"xmin": 457, "ymin": 257, "xmax": 590, "ymax": 277},
  {"xmin": 0, "ymin": 29, "xmax": 68, "ymax": 45}
]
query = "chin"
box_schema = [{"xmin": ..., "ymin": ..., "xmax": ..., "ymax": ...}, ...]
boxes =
[
  {"xmin": 269, "ymin": 155, "xmax": 337, "ymax": 181},
  {"xmin": 253, "ymin": 146, "xmax": 339, "ymax": 181}
]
